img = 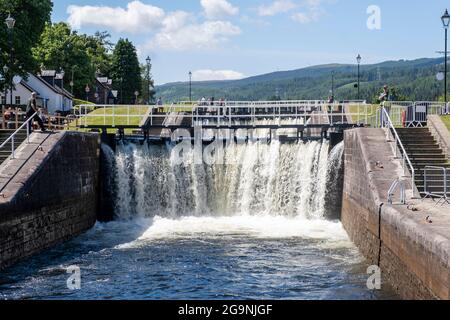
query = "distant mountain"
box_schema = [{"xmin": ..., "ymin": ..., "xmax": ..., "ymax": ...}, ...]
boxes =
[{"xmin": 155, "ymin": 58, "xmax": 446, "ymax": 103}]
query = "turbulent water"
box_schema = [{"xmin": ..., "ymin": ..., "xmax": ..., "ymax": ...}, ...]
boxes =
[{"xmin": 0, "ymin": 139, "xmax": 397, "ymax": 300}]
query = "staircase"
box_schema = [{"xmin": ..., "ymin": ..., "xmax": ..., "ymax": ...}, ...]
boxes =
[
  {"xmin": 396, "ymin": 127, "xmax": 450, "ymax": 195},
  {"xmin": 0, "ymin": 130, "xmax": 28, "ymax": 165}
]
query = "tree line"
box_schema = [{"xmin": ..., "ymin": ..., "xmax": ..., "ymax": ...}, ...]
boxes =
[{"xmin": 0, "ymin": 0, "xmax": 154, "ymax": 104}]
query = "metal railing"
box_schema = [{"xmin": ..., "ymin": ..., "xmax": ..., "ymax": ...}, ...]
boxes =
[
  {"xmin": 423, "ymin": 166, "xmax": 450, "ymax": 205},
  {"xmin": 75, "ymin": 101, "xmax": 374, "ymax": 128},
  {"xmin": 382, "ymin": 101, "xmax": 446, "ymax": 127},
  {"xmin": 388, "ymin": 179, "xmax": 406, "ymax": 205},
  {"xmin": 0, "ymin": 112, "xmax": 37, "ymax": 160},
  {"xmin": 380, "ymin": 107, "xmax": 418, "ymax": 198}
]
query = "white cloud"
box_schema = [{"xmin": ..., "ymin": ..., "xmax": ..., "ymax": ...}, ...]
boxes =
[
  {"xmin": 291, "ymin": 0, "xmax": 327, "ymax": 24},
  {"xmin": 150, "ymin": 20, "xmax": 241, "ymax": 51},
  {"xmin": 192, "ymin": 69, "xmax": 244, "ymax": 81},
  {"xmin": 67, "ymin": 1, "xmax": 242, "ymax": 52},
  {"xmin": 292, "ymin": 11, "xmax": 321, "ymax": 23},
  {"xmin": 201, "ymin": 0, "xmax": 239, "ymax": 19},
  {"xmin": 67, "ymin": 1, "xmax": 165, "ymax": 33},
  {"xmin": 257, "ymin": 0, "xmax": 297, "ymax": 17}
]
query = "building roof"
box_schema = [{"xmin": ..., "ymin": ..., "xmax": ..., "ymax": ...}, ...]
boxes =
[
  {"xmin": 20, "ymin": 80, "xmax": 39, "ymax": 95},
  {"xmin": 34, "ymin": 74, "xmax": 73, "ymax": 99}
]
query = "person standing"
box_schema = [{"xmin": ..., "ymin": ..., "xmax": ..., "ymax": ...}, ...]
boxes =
[{"xmin": 26, "ymin": 92, "xmax": 46, "ymax": 133}]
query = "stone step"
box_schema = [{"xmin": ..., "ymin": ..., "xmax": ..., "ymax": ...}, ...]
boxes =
[{"xmin": 405, "ymin": 149, "xmax": 443, "ymax": 154}]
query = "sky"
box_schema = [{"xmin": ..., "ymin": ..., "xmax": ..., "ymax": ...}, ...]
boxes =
[{"xmin": 51, "ymin": 0, "xmax": 450, "ymax": 85}]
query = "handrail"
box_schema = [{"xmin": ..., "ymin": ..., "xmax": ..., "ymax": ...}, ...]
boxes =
[
  {"xmin": 380, "ymin": 107, "xmax": 418, "ymax": 198},
  {"xmin": 0, "ymin": 112, "xmax": 38, "ymax": 159},
  {"xmin": 388, "ymin": 179, "xmax": 406, "ymax": 205}
]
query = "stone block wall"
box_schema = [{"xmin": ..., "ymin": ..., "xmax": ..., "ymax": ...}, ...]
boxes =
[{"xmin": 0, "ymin": 132, "xmax": 99, "ymax": 270}]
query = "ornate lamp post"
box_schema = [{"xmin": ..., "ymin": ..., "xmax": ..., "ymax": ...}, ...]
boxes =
[
  {"xmin": 442, "ymin": 10, "xmax": 450, "ymax": 105},
  {"xmin": 189, "ymin": 71, "xmax": 192, "ymax": 103},
  {"xmin": 5, "ymin": 13, "xmax": 16, "ymax": 107},
  {"xmin": 356, "ymin": 54, "xmax": 362, "ymax": 100},
  {"xmin": 146, "ymin": 56, "xmax": 151, "ymax": 104}
]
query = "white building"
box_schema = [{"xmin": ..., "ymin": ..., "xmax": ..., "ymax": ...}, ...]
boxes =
[{"xmin": 1, "ymin": 72, "xmax": 73, "ymax": 114}]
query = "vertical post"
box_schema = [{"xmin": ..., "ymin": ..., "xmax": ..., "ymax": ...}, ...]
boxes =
[
  {"xmin": 357, "ymin": 62, "xmax": 360, "ymax": 100},
  {"xmin": 11, "ymin": 136, "xmax": 14, "ymax": 159},
  {"xmin": 14, "ymin": 107, "xmax": 18, "ymax": 129},
  {"xmin": 446, "ymin": 28, "xmax": 448, "ymax": 106},
  {"xmin": 1, "ymin": 105, "xmax": 4, "ymax": 129},
  {"xmin": 9, "ymin": 26, "xmax": 13, "ymax": 112}
]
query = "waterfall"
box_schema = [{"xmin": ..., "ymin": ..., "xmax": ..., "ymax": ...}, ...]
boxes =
[{"xmin": 108, "ymin": 139, "xmax": 345, "ymax": 220}]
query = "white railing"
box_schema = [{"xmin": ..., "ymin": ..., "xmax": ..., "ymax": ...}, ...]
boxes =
[
  {"xmin": 76, "ymin": 101, "xmax": 374, "ymax": 128},
  {"xmin": 380, "ymin": 107, "xmax": 418, "ymax": 198},
  {"xmin": 0, "ymin": 112, "xmax": 37, "ymax": 160}
]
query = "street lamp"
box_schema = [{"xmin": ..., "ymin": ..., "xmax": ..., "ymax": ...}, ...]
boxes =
[
  {"xmin": 442, "ymin": 9, "xmax": 450, "ymax": 105},
  {"xmin": 331, "ymin": 71, "xmax": 335, "ymax": 99},
  {"xmin": 5, "ymin": 13, "xmax": 15, "ymax": 107},
  {"xmin": 146, "ymin": 56, "xmax": 151, "ymax": 104},
  {"xmin": 2, "ymin": 65, "xmax": 8, "ymax": 106},
  {"xmin": 189, "ymin": 71, "xmax": 192, "ymax": 102},
  {"xmin": 356, "ymin": 54, "xmax": 362, "ymax": 100},
  {"xmin": 134, "ymin": 91, "xmax": 139, "ymax": 105},
  {"xmin": 85, "ymin": 85, "xmax": 90, "ymax": 102}
]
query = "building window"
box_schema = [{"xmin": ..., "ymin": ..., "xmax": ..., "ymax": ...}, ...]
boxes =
[
  {"xmin": 1, "ymin": 96, "xmax": 5, "ymax": 105},
  {"xmin": 15, "ymin": 96, "xmax": 21, "ymax": 106}
]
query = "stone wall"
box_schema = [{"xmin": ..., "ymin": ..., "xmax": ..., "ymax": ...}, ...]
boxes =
[
  {"xmin": 428, "ymin": 115, "xmax": 450, "ymax": 159},
  {"xmin": 0, "ymin": 132, "xmax": 99, "ymax": 270},
  {"xmin": 342, "ymin": 128, "xmax": 450, "ymax": 300}
]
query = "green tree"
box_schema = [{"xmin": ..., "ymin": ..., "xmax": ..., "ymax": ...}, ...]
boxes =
[
  {"xmin": 140, "ymin": 62, "xmax": 155, "ymax": 104},
  {"xmin": 110, "ymin": 39, "xmax": 142, "ymax": 104},
  {"xmin": 33, "ymin": 22, "xmax": 95, "ymax": 98},
  {"xmin": 0, "ymin": 0, "xmax": 53, "ymax": 92},
  {"xmin": 80, "ymin": 31, "xmax": 113, "ymax": 76}
]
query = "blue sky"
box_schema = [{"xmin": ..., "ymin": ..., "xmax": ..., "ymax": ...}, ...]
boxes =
[{"xmin": 51, "ymin": 0, "xmax": 450, "ymax": 84}]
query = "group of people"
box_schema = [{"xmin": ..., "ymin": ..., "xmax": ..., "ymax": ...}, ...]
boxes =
[{"xmin": 199, "ymin": 97, "xmax": 226, "ymax": 107}]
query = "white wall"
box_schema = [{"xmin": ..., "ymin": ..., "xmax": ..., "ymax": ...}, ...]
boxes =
[
  {"xmin": 26, "ymin": 74, "xmax": 62, "ymax": 114},
  {"xmin": 1, "ymin": 84, "xmax": 31, "ymax": 109}
]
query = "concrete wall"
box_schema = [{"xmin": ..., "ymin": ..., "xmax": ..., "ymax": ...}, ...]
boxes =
[
  {"xmin": 0, "ymin": 132, "xmax": 99, "ymax": 270},
  {"xmin": 342, "ymin": 128, "xmax": 450, "ymax": 300},
  {"xmin": 428, "ymin": 115, "xmax": 450, "ymax": 159}
]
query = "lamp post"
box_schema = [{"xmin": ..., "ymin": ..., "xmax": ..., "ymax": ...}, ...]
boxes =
[
  {"xmin": 2, "ymin": 65, "xmax": 8, "ymax": 106},
  {"xmin": 70, "ymin": 66, "xmax": 76, "ymax": 95},
  {"xmin": 442, "ymin": 10, "xmax": 450, "ymax": 105},
  {"xmin": 331, "ymin": 71, "xmax": 335, "ymax": 99},
  {"xmin": 85, "ymin": 85, "xmax": 90, "ymax": 102},
  {"xmin": 356, "ymin": 54, "xmax": 362, "ymax": 100},
  {"xmin": 189, "ymin": 71, "xmax": 192, "ymax": 102},
  {"xmin": 5, "ymin": 13, "xmax": 15, "ymax": 108},
  {"xmin": 134, "ymin": 91, "xmax": 139, "ymax": 105},
  {"xmin": 146, "ymin": 56, "xmax": 151, "ymax": 104}
]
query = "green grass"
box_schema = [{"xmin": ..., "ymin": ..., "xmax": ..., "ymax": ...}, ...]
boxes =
[
  {"xmin": 347, "ymin": 104, "xmax": 380, "ymax": 124},
  {"xmin": 441, "ymin": 115, "xmax": 450, "ymax": 132}
]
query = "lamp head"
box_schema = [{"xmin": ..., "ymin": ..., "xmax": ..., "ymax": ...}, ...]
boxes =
[
  {"xmin": 5, "ymin": 13, "xmax": 15, "ymax": 30},
  {"xmin": 442, "ymin": 9, "xmax": 450, "ymax": 29}
]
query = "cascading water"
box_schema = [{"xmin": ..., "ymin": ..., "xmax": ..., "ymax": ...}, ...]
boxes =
[{"xmin": 111, "ymin": 140, "xmax": 336, "ymax": 220}]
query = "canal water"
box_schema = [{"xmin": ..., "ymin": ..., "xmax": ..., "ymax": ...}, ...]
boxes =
[{"xmin": 0, "ymin": 140, "xmax": 398, "ymax": 300}]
